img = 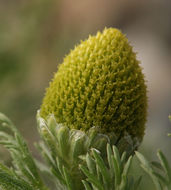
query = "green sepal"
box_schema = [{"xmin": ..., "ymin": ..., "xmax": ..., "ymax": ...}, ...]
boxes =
[{"xmin": 37, "ymin": 111, "xmax": 141, "ymax": 189}]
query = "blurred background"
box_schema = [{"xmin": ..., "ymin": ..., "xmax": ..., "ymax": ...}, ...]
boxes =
[{"xmin": 0, "ymin": 0, "xmax": 171, "ymax": 189}]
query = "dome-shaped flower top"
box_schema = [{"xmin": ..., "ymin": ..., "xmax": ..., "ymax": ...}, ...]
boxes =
[{"xmin": 40, "ymin": 28, "xmax": 147, "ymax": 141}]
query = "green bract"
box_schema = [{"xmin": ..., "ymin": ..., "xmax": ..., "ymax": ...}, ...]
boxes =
[{"xmin": 40, "ymin": 28, "xmax": 147, "ymax": 141}]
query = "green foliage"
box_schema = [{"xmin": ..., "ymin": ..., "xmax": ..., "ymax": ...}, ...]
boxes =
[
  {"xmin": 0, "ymin": 112, "xmax": 170, "ymax": 190},
  {"xmin": 0, "ymin": 113, "xmax": 48, "ymax": 190},
  {"xmin": 0, "ymin": 112, "xmax": 141, "ymax": 190},
  {"xmin": 136, "ymin": 136, "xmax": 171, "ymax": 190},
  {"xmin": 80, "ymin": 145, "xmax": 141, "ymax": 190},
  {"xmin": 40, "ymin": 27, "xmax": 147, "ymax": 141},
  {"xmin": 36, "ymin": 112, "xmax": 139, "ymax": 190}
]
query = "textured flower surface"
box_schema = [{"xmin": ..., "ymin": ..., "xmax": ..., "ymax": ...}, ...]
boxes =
[{"xmin": 40, "ymin": 28, "xmax": 147, "ymax": 141}]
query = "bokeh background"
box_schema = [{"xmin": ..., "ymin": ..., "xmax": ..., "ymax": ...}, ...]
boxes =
[{"xmin": 0, "ymin": 0, "xmax": 171, "ymax": 189}]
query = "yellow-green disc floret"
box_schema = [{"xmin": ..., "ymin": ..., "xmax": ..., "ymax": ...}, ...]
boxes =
[{"xmin": 40, "ymin": 28, "xmax": 147, "ymax": 141}]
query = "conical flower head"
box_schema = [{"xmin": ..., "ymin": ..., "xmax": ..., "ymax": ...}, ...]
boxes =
[{"xmin": 40, "ymin": 28, "xmax": 147, "ymax": 141}]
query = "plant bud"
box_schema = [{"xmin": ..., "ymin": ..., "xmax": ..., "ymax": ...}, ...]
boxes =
[{"xmin": 40, "ymin": 28, "xmax": 147, "ymax": 143}]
